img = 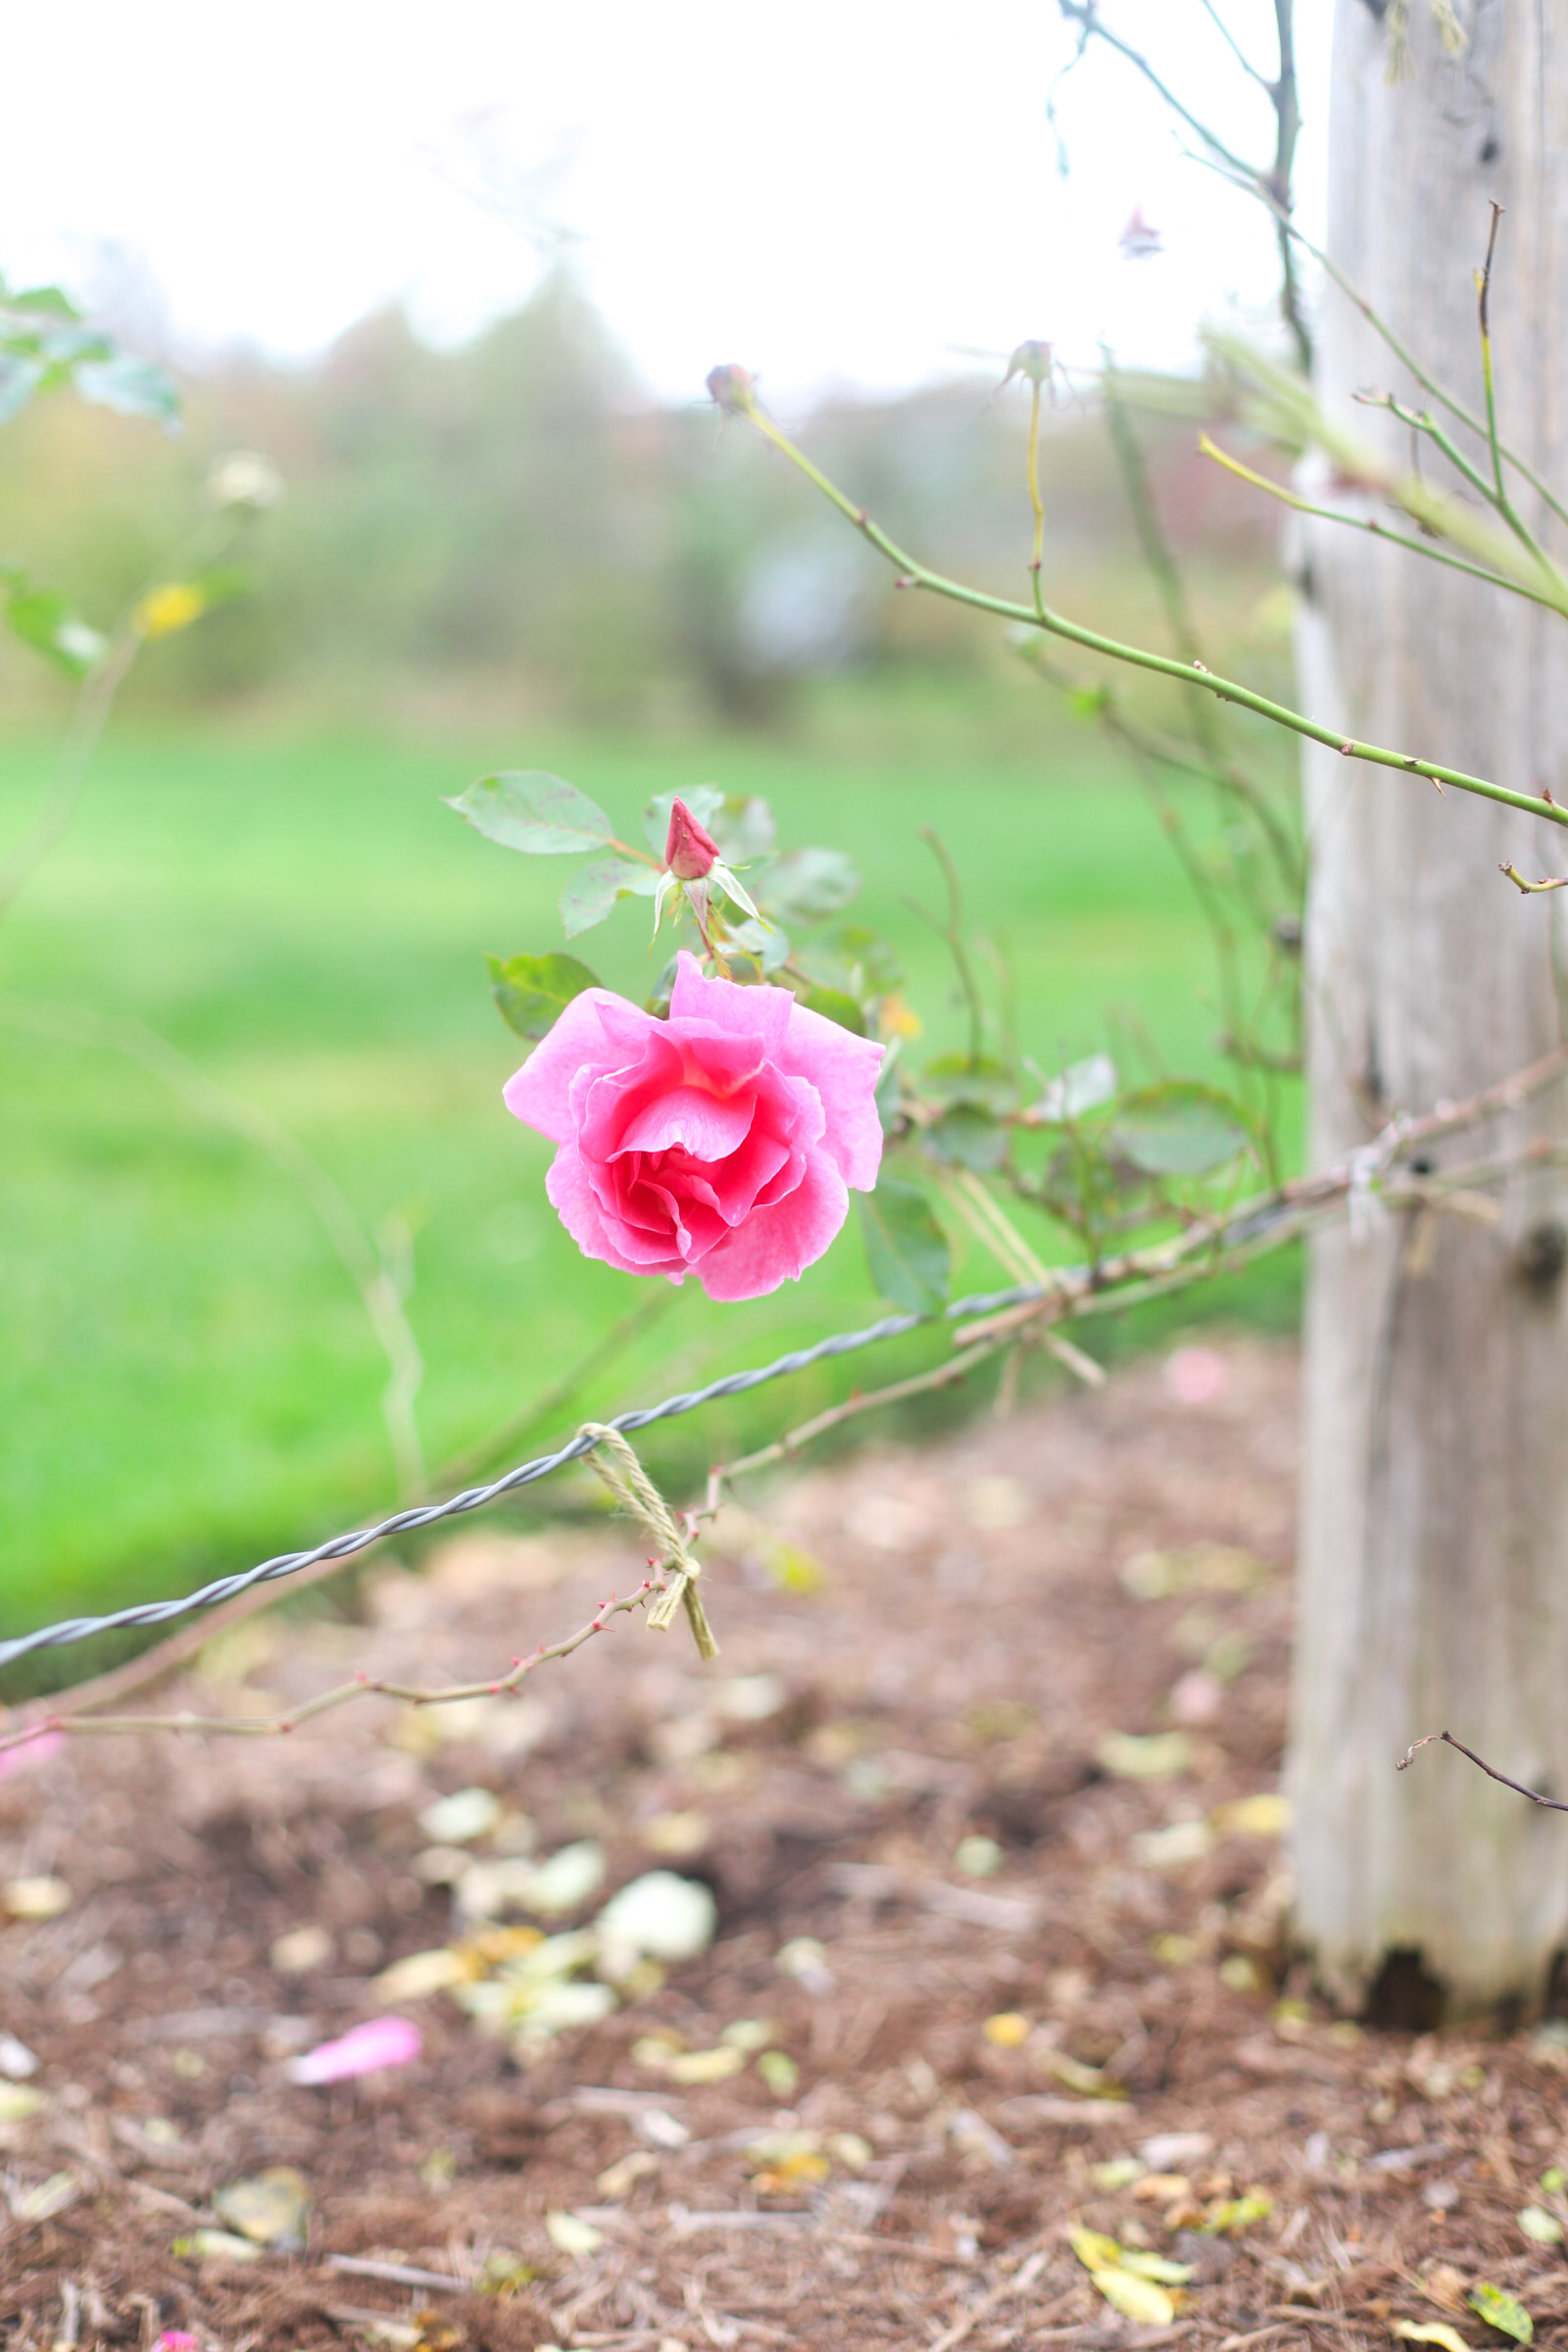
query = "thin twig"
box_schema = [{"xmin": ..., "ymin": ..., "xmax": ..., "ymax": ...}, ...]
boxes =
[
  {"xmin": 0, "ymin": 1576, "xmax": 668, "ymax": 1757},
  {"xmin": 1397, "ymin": 1729, "xmax": 1568, "ymax": 1812},
  {"xmin": 929, "ymin": 2247, "xmax": 1050, "ymax": 2352}
]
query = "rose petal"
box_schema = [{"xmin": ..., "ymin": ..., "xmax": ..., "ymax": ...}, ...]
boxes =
[
  {"xmin": 696, "ymin": 1153, "xmax": 850, "ymax": 1300},
  {"xmin": 0, "ymin": 1730, "xmax": 64, "ymax": 1781},
  {"xmin": 284, "ymin": 2016, "xmax": 422, "ymax": 2085},
  {"xmin": 669, "ymin": 951, "xmax": 793, "ymax": 1054},
  {"xmin": 504, "ymin": 990, "xmax": 658, "ymax": 1145},
  {"xmin": 779, "ymin": 997, "xmax": 885, "ymax": 1190}
]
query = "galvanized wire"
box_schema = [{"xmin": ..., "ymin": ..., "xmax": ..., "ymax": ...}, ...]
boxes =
[{"xmin": 0, "ymin": 1278, "xmax": 1048, "ymax": 1672}]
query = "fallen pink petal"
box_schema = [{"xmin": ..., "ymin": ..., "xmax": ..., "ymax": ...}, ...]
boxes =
[
  {"xmin": 1164, "ymin": 1346, "xmax": 1229, "ymax": 1406},
  {"xmin": 284, "ymin": 2016, "xmax": 422, "ymax": 2085},
  {"xmin": 0, "ymin": 1730, "xmax": 65, "ymax": 1781}
]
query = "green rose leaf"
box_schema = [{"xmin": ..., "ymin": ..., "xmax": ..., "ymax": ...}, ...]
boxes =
[
  {"xmin": 925, "ymin": 1102, "xmax": 1009, "ymax": 1172},
  {"xmin": 449, "ymin": 771, "xmax": 616, "ymax": 856},
  {"xmin": 761, "ymin": 845, "xmax": 859, "ymax": 920},
  {"xmin": 1035, "ymin": 1053, "xmax": 1117, "ymax": 1122},
  {"xmin": 797, "ymin": 985, "xmax": 865, "ymax": 1036},
  {"xmin": 859, "ymin": 1174, "xmax": 950, "ymax": 1312},
  {"xmin": 4, "ymin": 583, "xmax": 105, "ymax": 677},
  {"xmin": 561, "ymin": 856, "xmax": 658, "ymax": 940},
  {"xmin": 10, "ymin": 286, "xmax": 80, "ymax": 320},
  {"xmin": 923, "ymin": 1053, "xmax": 1016, "ymax": 1114},
  {"xmin": 1110, "ymin": 1081, "xmax": 1253, "ymax": 1177},
  {"xmin": 0, "ymin": 354, "xmax": 44, "ymax": 424},
  {"xmin": 73, "ymin": 352, "xmax": 181, "ymax": 426},
  {"xmin": 486, "ymin": 951, "xmax": 602, "ymax": 1042}
]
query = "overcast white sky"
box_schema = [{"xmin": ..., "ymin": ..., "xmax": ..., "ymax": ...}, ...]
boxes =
[{"xmin": 3, "ymin": 2, "xmax": 1330, "ymax": 407}]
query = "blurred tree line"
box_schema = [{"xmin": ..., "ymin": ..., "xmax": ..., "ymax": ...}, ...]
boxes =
[{"xmin": 0, "ymin": 270, "xmax": 1278, "ymax": 729}]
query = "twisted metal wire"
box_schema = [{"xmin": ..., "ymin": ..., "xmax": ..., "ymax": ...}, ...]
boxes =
[{"xmin": 0, "ymin": 1278, "xmax": 1047, "ymax": 1673}]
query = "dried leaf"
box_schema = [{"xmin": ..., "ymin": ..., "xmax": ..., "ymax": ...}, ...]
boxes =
[
  {"xmin": 1093, "ymin": 2265, "xmax": 1176, "ymax": 2326},
  {"xmin": 212, "ymin": 2165, "xmax": 311, "ymax": 2251},
  {"xmin": 376, "ymin": 1947, "xmax": 474, "ymax": 2001},
  {"xmin": 10, "ymin": 2170, "xmax": 77, "ymax": 2222},
  {"xmin": 1, "ymin": 1875, "xmax": 71, "ymax": 1920},
  {"xmin": 664, "ymin": 2045, "xmax": 746, "ymax": 2085},
  {"xmin": 545, "ymin": 2209, "xmax": 603, "ymax": 2256},
  {"xmin": 1069, "ymin": 2225, "xmax": 1123, "ymax": 2274},
  {"xmin": 1095, "ymin": 1731, "xmax": 1194, "ymax": 1782},
  {"xmin": 1396, "ymin": 2325, "xmax": 1474, "ymax": 2352},
  {"xmin": 1517, "ymin": 2205, "xmax": 1563, "ymax": 2244}
]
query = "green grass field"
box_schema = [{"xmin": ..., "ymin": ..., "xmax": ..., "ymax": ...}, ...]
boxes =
[{"xmin": 0, "ymin": 679, "xmax": 1299, "ymax": 1651}]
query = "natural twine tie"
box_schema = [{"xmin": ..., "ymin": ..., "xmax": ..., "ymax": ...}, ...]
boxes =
[{"xmin": 577, "ymin": 1424, "xmax": 718, "ymax": 1661}]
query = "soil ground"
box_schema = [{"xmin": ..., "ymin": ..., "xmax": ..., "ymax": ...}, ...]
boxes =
[{"xmin": 5, "ymin": 1338, "xmax": 1568, "ymax": 2351}]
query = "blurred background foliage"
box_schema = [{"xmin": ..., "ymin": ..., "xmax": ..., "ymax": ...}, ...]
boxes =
[
  {"xmin": 0, "ymin": 266, "xmax": 1300, "ymax": 1659},
  {"xmin": 0, "ymin": 268, "xmax": 1287, "ymax": 726}
]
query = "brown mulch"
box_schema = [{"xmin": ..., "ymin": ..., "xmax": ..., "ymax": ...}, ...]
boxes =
[{"xmin": 4, "ymin": 1337, "xmax": 1568, "ymax": 2350}]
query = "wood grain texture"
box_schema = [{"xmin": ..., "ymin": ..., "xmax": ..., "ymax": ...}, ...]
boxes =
[{"xmin": 1290, "ymin": 0, "xmax": 1568, "ymax": 2011}]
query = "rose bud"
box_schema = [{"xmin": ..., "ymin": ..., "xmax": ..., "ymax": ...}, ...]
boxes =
[
  {"xmin": 706, "ymin": 363, "xmax": 758, "ymax": 416},
  {"xmin": 664, "ymin": 797, "xmax": 721, "ymax": 880}
]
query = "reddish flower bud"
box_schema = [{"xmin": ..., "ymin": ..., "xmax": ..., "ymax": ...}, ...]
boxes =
[
  {"xmin": 706, "ymin": 363, "xmax": 758, "ymax": 416},
  {"xmin": 664, "ymin": 797, "xmax": 720, "ymax": 880}
]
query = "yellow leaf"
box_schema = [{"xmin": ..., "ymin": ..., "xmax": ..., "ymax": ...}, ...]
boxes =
[
  {"xmin": 545, "ymin": 2210, "xmax": 602, "ymax": 2256},
  {"xmin": 664, "ymin": 2045, "xmax": 746, "ymax": 2085},
  {"xmin": 1210, "ymin": 1791, "xmax": 1291, "ymax": 1838},
  {"xmin": 751, "ymin": 2149, "xmax": 831, "ymax": 2195},
  {"xmin": 1069, "ymin": 2226, "xmax": 1123, "ymax": 2274},
  {"xmin": 134, "ymin": 583, "xmax": 207, "ymax": 638},
  {"xmin": 1120, "ymin": 2251, "xmax": 1194, "ymax": 2283},
  {"xmin": 1044, "ymin": 2049, "xmax": 1126, "ymax": 2098},
  {"xmin": 1395, "ymin": 2325, "xmax": 1473, "ymax": 2352},
  {"xmin": 375, "ymin": 1947, "xmax": 474, "ymax": 2001},
  {"xmin": 983, "ymin": 2011, "xmax": 1031, "ymax": 2048},
  {"xmin": 1093, "ymin": 2265, "xmax": 1176, "ymax": 2326}
]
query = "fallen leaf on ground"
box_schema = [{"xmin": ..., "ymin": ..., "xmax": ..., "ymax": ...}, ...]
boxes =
[
  {"xmin": 0, "ymin": 2033, "xmax": 38, "ymax": 2079},
  {"xmin": 1093, "ymin": 2265, "xmax": 1176, "ymax": 2326},
  {"xmin": 757, "ymin": 2050, "xmax": 799, "ymax": 2095},
  {"xmin": 1211, "ymin": 1791, "xmax": 1291, "ymax": 1838},
  {"xmin": 172, "ymin": 2228, "xmax": 264, "ymax": 2264},
  {"xmin": 1, "ymin": 1876, "xmax": 71, "ymax": 1921},
  {"xmin": 1517, "ymin": 2205, "xmax": 1563, "ymax": 2244},
  {"xmin": 1396, "ymin": 2325, "xmax": 1473, "ymax": 2352},
  {"xmin": 418, "ymin": 1787, "xmax": 502, "ymax": 1844},
  {"xmin": 545, "ymin": 2210, "xmax": 603, "ymax": 2256},
  {"xmin": 596, "ymin": 1871, "xmax": 717, "ymax": 1963},
  {"xmin": 1468, "ymin": 2283, "xmax": 1532, "ymax": 2343},
  {"xmin": 212, "ymin": 2164, "xmax": 311, "ymax": 2251},
  {"xmin": 1069, "ymin": 2225, "xmax": 1123, "ymax": 2273},
  {"xmin": 1095, "ymin": 1730, "xmax": 1194, "ymax": 1782},
  {"xmin": 9, "ymin": 2171, "xmax": 77, "ymax": 2221}
]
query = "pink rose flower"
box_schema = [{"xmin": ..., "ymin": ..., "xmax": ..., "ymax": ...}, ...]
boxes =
[{"xmin": 504, "ymin": 952, "xmax": 884, "ymax": 1301}]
